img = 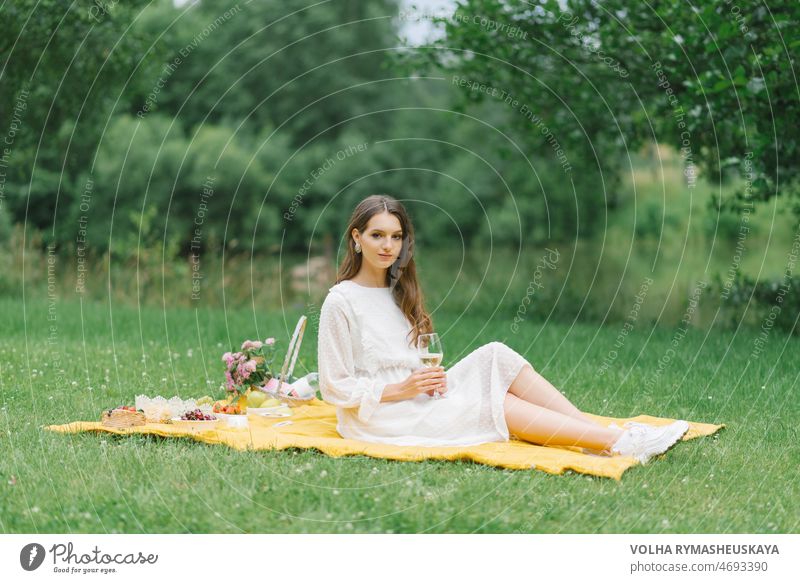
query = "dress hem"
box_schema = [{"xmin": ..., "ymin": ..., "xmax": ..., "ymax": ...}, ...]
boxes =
[{"xmin": 491, "ymin": 350, "xmax": 531, "ymax": 441}]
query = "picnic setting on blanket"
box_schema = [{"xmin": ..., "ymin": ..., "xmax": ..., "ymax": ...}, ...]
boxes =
[{"xmin": 47, "ymin": 315, "xmax": 725, "ymax": 481}]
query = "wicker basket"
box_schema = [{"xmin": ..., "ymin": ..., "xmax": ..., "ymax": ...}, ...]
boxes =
[
  {"xmin": 276, "ymin": 315, "xmax": 307, "ymax": 391},
  {"xmin": 101, "ymin": 409, "xmax": 146, "ymax": 429},
  {"xmin": 272, "ymin": 315, "xmax": 316, "ymax": 407},
  {"xmin": 276, "ymin": 394, "xmax": 314, "ymax": 408}
]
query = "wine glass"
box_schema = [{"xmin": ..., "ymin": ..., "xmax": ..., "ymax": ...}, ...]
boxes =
[{"xmin": 417, "ymin": 333, "xmax": 445, "ymax": 399}]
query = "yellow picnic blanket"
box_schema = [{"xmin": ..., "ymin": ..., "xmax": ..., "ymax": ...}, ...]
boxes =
[{"xmin": 46, "ymin": 399, "xmax": 725, "ymax": 480}]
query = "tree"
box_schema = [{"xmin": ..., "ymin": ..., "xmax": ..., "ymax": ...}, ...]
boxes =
[
  {"xmin": 398, "ymin": 0, "xmax": 800, "ymax": 216},
  {"xmin": 129, "ymin": 0, "xmax": 402, "ymax": 146},
  {"xmin": 0, "ymin": 0, "xmax": 160, "ymax": 230}
]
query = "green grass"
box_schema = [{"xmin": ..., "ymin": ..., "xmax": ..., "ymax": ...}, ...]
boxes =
[{"xmin": 0, "ymin": 295, "xmax": 797, "ymax": 534}]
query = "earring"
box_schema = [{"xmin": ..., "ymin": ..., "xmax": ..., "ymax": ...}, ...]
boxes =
[{"xmin": 354, "ymin": 241, "xmax": 361, "ymax": 253}]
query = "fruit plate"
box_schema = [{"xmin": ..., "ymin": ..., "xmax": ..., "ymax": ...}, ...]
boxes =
[
  {"xmin": 170, "ymin": 417, "xmax": 219, "ymax": 432},
  {"xmin": 247, "ymin": 405, "xmax": 292, "ymax": 418}
]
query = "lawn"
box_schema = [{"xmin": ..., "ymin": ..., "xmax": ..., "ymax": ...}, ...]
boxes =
[{"xmin": 0, "ymin": 295, "xmax": 797, "ymax": 533}]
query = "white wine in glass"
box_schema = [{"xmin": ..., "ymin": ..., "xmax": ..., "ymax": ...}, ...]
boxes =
[
  {"xmin": 420, "ymin": 353, "xmax": 443, "ymax": 367},
  {"xmin": 417, "ymin": 333, "xmax": 445, "ymax": 399}
]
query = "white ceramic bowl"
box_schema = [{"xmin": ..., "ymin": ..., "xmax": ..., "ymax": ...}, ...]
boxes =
[{"xmin": 215, "ymin": 413, "xmax": 249, "ymax": 428}]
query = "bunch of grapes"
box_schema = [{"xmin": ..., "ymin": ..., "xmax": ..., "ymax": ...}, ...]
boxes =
[{"xmin": 181, "ymin": 409, "xmax": 216, "ymax": 421}]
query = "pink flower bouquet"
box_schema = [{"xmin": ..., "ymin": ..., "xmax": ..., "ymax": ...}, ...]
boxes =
[{"xmin": 221, "ymin": 338, "xmax": 278, "ymax": 402}]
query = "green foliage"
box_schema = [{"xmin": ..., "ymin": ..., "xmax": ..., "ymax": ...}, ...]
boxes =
[
  {"xmin": 711, "ymin": 269, "xmax": 800, "ymax": 334},
  {"xmin": 4, "ymin": 0, "xmax": 798, "ymax": 304},
  {"xmin": 128, "ymin": 0, "xmax": 401, "ymax": 145},
  {"xmin": 400, "ymin": 0, "xmax": 800, "ymax": 217},
  {"xmin": 0, "ymin": 0, "xmax": 159, "ymax": 246},
  {"xmin": 0, "ymin": 204, "xmax": 11, "ymax": 243},
  {"xmin": 0, "ymin": 0, "xmax": 160, "ymax": 174},
  {"xmin": 702, "ymin": 200, "xmax": 756, "ymax": 243},
  {"xmin": 2, "ymin": 0, "xmax": 423, "ymax": 256},
  {"xmin": 635, "ymin": 198, "xmax": 682, "ymax": 240}
]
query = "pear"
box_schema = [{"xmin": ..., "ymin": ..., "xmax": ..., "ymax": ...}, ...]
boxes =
[{"xmin": 246, "ymin": 391, "xmax": 268, "ymax": 408}]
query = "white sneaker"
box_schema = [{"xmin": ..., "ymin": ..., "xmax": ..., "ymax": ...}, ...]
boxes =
[{"xmin": 610, "ymin": 420, "xmax": 690, "ymax": 464}]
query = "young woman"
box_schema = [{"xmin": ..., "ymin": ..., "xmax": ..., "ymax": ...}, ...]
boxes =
[{"xmin": 317, "ymin": 195, "xmax": 689, "ymax": 463}]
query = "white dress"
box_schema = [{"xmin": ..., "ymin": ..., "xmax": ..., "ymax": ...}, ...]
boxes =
[{"xmin": 317, "ymin": 279, "xmax": 530, "ymax": 446}]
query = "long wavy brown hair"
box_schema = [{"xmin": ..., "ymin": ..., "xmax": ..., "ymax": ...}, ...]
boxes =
[{"xmin": 335, "ymin": 194, "xmax": 433, "ymax": 348}]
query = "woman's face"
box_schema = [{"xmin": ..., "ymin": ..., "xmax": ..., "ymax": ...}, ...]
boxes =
[{"xmin": 354, "ymin": 212, "xmax": 403, "ymax": 269}]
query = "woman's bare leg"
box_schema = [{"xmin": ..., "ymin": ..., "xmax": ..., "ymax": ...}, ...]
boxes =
[
  {"xmin": 504, "ymin": 392, "xmax": 624, "ymax": 451},
  {"xmin": 509, "ymin": 363, "xmax": 606, "ymax": 428}
]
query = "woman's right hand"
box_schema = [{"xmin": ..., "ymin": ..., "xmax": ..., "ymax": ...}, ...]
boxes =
[{"xmin": 382, "ymin": 366, "xmax": 447, "ymax": 401}]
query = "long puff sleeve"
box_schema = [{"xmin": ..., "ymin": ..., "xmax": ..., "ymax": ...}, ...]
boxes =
[{"xmin": 317, "ymin": 291, "xmax": 386, "ymax": 422}]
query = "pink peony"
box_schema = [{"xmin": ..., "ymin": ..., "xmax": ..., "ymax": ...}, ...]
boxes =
[
  {"xmin": 222, "ymin": 352, "xmax": 233, "ymax": 364},
  {"xmin": 241, "ymin": 340, "xmax": 263, "ymax": 351},
  {"xmin": 244, "ymin": 359, "xmax": 257, "ymax": 373},
  {"xmin": 236, "ymin": 363, "xmax": 251, "ymax": 380},
  {"xmin": 225, "ymin": 370, "xmax": 236, "ymax": 391},
  {"xmin": 264, "ymin": 337, "xmax": 275, "ymax": 346}
]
